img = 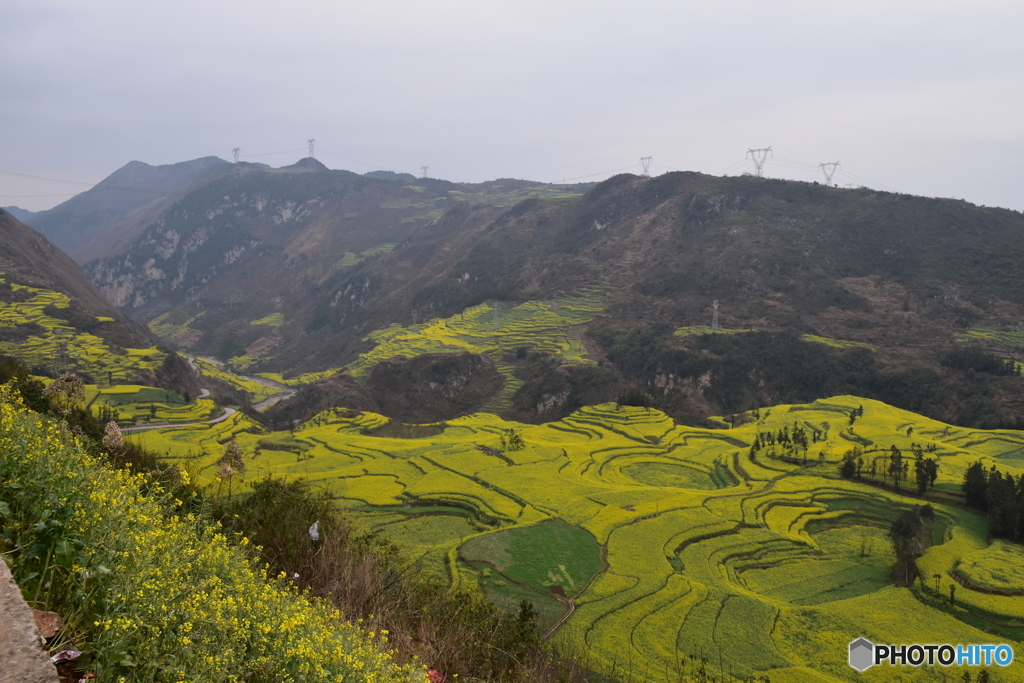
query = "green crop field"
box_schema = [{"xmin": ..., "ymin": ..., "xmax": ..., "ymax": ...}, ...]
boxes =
[
  {"xmin": 961, "ymin": 325, "xmax": 1024, "ymax": 351},
  {"xmin": 131, "ymin": 395, "xmax": 1024, "ymax": 681}
]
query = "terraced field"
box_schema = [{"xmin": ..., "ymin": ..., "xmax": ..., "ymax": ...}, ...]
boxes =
[
  {"xmin": 0, "ymin": 276, "xmax": 164, "ymax": 380},
  {"xmin": 85, "ymin": 384, "xmax": 217, "ymax": 425},
  {"xmin": 133, "ymin": 395, "xmax": 1024, "ymax": 681},
  {"xmin": 344, "ymin": 289, "xmax": 605, "ymax": 412}
]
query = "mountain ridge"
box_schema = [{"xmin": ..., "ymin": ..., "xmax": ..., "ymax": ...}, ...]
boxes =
[
  {"xmin": 26, "ymin": 161, "xmax": 1024, "ymax": 427},
  {"xmin": 30, "ymin": 156, "xmax": 231, "ymax": 263}
]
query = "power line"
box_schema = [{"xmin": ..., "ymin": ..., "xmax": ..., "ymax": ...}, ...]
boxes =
[
  {"xmin": 718, "ymin": 158, "xmax": 749, "ymax": 176},
  {"xmin": 317, "ymin": 149, "xmax": 412, "ymax": 175},
  {"xmin": 0, "ymin": 169, "xmax": 165, "ymax": 195},
  {"xmin": 0, "ymin": 169, "xmax": 97, "ymax": 186},
  {"xmin": 239, "ymin": 147, "xmax": 306, "ymax": 158},
  {"xmin": 0, "ymin": 193, "xmax": 78, "ymax": 198},
  {"xmin": 772, "ymin": 156, "xmax": 819, "ymax": 171},
  {"xmin": 559, "ymin": 163, "xmax": 638, "ymax": 183}
]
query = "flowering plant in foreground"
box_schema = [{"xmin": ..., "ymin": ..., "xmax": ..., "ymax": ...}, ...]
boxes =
[{"xmin": 0, "ymin": 384, "xmax": 424, "ymax": 683}]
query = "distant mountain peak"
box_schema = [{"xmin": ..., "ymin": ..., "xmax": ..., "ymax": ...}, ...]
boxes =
[{"xmin": 1, "ymin": 206, "xmax": 36, "ymax": 223}]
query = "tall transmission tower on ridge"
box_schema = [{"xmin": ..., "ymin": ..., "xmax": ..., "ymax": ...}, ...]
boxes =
[
  {"xmin": 819, "ymin": 162, "xmax": 840, "ymax": 186},
  {"xmin": 712, "ymin": 300, "xmax": 719, "ymax": 330},
  {"xmin": 639, "ymin": 156, "xmax": 653, "ymax": 177},
  {"xmin": 421, "ymin": 165, "xmax": 430, "ymax": 178},
  {"xmin": 232, "ymin": 147, "xmax": 240, "ymax": 164},
  {"xmin": 746, "ymin": 147, "xmax": 772, "ymax": 178},
  {"xmin": 307, "ymin": 138, "xmax": 316, "ymax": 158}
]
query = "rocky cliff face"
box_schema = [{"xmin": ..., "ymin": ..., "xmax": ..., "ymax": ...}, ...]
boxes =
[{"xmin": 30, "ymin": 156, "xmax": 230, "ymax": 263}]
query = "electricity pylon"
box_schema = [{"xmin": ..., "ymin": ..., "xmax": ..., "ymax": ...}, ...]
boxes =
[
  {"xmin": 232, "ymin": 147, "xmax": 240, "ymax": 163},
  {"xmin": 307, "ymin": 138, "xmax": 316, "ymax": 158},
  {"xmin": 639, "ymin": 156, "xmax": 653, "ymax": 177},
  {"xmin": 746, "ymin": 147, "xmax": 772, "ymax": 177},
  {"xmin": 421, "ymin": 165, "xmax": 430, "ymax": 178},
  {"xmin": 819, "ymin": 162, "xmax": 840, "ymax": 186}
]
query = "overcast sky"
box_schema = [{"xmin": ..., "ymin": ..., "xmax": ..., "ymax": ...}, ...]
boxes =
[{"xmin": 2, "ymin": 0, "xmax": 1022, "ymax": 212}]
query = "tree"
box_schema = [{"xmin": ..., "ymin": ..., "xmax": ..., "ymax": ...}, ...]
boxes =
[
  {"xmin": 839, "ymin": 449, "xmax": 859, "ymax": 479},
  {"xmin": 840, "ymin": 455, "xmax": 856, "ymax": 479},
  {"xmin": 963, "ymin": 460, "xmax": 988, "ymax": 508},
  {"xmin": 890, "ymin": 505, "xmax": 934, "ymax": 586},
  {"xmin": 915, "ymin": 450, "xmax": 929, "ymax": 494},
  {"xmin": 889, "ymin": 445, "xmax": 905, "ymax": 491}
]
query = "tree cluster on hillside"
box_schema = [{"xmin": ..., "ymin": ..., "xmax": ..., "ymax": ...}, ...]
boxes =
[
  {"xmin": 941, "ymin": 347, "xmax": 1021, "ymax": 376},
  {"xmin": 963, "ymin": 461, "xmax": 1024, "ymax": 543},
  {"xmin": 839, "ymin": 443, "xmax": 938, "ymax": 494},
  {"xmin": 749, "ymin": 423, "xmax": 823, "ymax": 465}
]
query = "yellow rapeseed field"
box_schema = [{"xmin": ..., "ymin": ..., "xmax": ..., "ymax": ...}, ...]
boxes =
[{"xmin": 130, "ymin": 395, "xmax": 1024, "ymax": 682}]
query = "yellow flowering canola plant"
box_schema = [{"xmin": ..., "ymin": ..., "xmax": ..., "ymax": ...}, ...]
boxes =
[
  {"xmin": 0, "ymin": 384, "xmax": 424, "ymax": 683},
  {"xmin": 136, "ymin": 396, "xmax": 1024, "ymax": 682}
]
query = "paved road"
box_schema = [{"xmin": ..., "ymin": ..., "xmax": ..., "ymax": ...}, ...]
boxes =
[{"xmin": 122, "ymin": 356, "xmax": 297, "ymax": 433}]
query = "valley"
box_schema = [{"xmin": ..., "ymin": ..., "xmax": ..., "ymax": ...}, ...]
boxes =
[{"xmin": 2, "ymin": 158, "xmax": 1024, "ymax": 682}]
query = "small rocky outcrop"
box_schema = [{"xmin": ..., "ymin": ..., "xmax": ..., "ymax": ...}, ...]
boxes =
[{"xmin": 0, "ymin": 559, "xmax": 58, "ymax": 683}]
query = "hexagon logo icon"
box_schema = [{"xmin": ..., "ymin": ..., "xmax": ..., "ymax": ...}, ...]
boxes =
[{"xmin": 849, "ymin": 637, "xmax": 874, "ymax": 671}]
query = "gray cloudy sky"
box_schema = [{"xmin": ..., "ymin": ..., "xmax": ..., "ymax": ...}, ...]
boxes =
[{"xmin": 2, "ymin": 0, "xmax": 1022, "ymax": 212}]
